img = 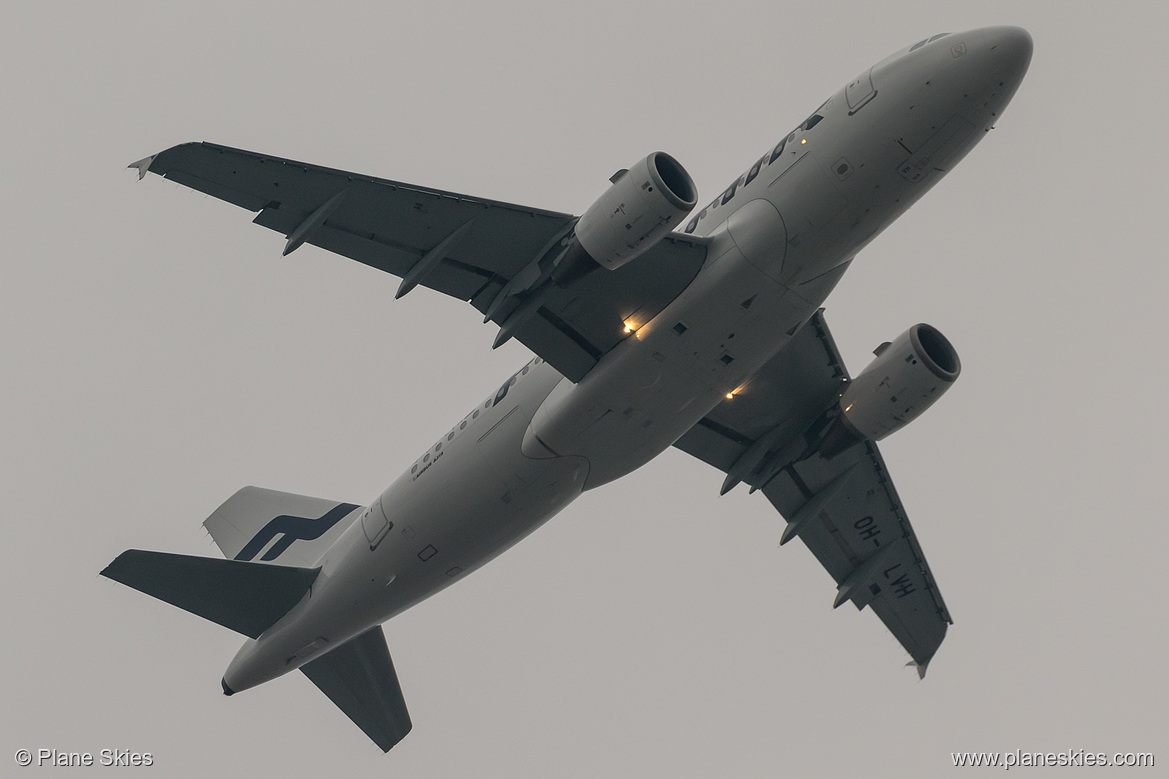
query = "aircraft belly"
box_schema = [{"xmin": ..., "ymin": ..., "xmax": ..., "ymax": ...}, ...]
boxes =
[
  {"xmin": 362, "ymin": 373, "xmax": 585, "ymax": 609},
  {"xmin": 765, "ymin": 153, "xmax": 856, "ymax": 286},
  {"xmin": 726, "ymin": 198, "xmax": 787, "ymax": 279},
  {"xmin": 529, "ymin": 242, "xmax": 823, "ymax": 488},
  {"xmin": 369, "ymin": 450, "xmax": 587, "ymax": 625},
  {"xmin": 261, "ymin": 431, "xmax": 588, "ymax": 673}
]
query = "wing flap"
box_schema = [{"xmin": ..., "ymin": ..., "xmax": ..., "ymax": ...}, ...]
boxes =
[
  {"xmin": 251, "ymin": 207, "xmax": 420, "ymax": 276},
  {"xmin": 300, "ymin": 626, "xmax": 412, "ymax": 752}
]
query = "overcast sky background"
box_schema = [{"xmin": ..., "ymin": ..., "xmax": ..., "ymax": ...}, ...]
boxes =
[{"xmin": 4, "ymin": 1, "xmax": 1167, "ymax": 775}]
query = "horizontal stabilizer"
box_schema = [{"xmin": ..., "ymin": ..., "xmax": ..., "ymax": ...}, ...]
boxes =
[
  {"xmin": 301, "ymin": 626, "xmax": 412, "ymax": 752},
  {"xmin": 101, "ymin": 550, "xmax": 319, "ymax": 639}
]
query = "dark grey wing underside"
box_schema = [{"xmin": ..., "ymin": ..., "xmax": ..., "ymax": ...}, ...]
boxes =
[
  {"xmin": 138, "ymin": 142, "xmax": 707, "ymax": 381},
  {"xmin": 300, "ymin": 626, "xmax": 412, "ymax": 752},
  {"xmin": 673, "ymin": 311, "xmax": 951, "ymax": 672}
]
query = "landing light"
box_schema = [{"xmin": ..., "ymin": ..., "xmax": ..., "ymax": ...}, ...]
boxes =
[
  {"xmin": 800, "ymin": 138, "xmax": 807, "ymax": 144},
  {"xmin": 726, "ymin": 392, "xmax": 735, "ymax": 400}
]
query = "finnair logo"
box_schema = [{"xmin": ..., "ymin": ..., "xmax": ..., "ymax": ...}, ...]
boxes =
[{"xmin": 234, "ymin": 503, "xmax": 359, "ymax": 562}]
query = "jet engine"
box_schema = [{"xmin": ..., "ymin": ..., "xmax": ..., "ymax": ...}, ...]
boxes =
[
  {"xmin": 572, "ymin": 152, "xmax": 697, "ymax": 271},
  {"xmin": 818, "ymin": 324, "xmax": 960, "ymax": 457}
]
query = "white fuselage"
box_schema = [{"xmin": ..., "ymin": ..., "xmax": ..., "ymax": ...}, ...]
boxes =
[{"xmin": 224, "ymin": 26, "xmax": 1032, "ymax": 692}]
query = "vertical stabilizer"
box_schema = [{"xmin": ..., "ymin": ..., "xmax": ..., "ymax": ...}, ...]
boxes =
[{"xmin": 204, "ymin": 487, "xmax": 361, "ymax": 567}]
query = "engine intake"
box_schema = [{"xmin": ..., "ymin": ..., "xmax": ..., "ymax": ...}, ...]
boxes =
[
  {"xmin": 573, "ymin": 152, "xmax": 697, "ymax": 271},
  {"xmin": 819, "ymin": 324, "xmax": 960, "ymax": 457}
]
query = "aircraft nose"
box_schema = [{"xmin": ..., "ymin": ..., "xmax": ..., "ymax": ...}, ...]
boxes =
[{"xmin": 981, "ymin": 26, "xmax": 1033, "ymax": 84}]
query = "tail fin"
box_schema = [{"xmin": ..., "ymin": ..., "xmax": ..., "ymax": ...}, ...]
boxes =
[
  {"xmin": 301, "ymin": 626, "xmax": 412, "ymax": 751},
  {"xmin": 101, "ymin": 550, "xmax": 318, "ymax": 639},
  {"xmin": 204, "ymin": 487, "xmax": 362, "ymax": 568}
]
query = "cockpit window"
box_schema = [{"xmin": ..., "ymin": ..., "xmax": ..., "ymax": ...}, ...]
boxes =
[{"xmin": 911, "ymin": 33, "xmax": 950, "ymax": 53}]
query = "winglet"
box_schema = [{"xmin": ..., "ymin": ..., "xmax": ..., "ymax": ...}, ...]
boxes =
[
  {"xmin": 127, "ymin": 155, "xmax": 156, "ymax": 180},
  {"xmin": 906, "ymin": 659, "xmax": 929, "ymax": 680}
]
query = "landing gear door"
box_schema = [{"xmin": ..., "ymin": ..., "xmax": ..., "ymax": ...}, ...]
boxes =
[
  {"xmin": 362, "ymin": 501, "xmax": 392, "ymax": 549},
  {"xmin": 846, "ymin": 68, "xmax": 876, "ymax": 115}
]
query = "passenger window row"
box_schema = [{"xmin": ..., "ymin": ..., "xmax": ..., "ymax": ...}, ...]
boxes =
[{"xmin": 409, "ymin": 358, "xmax": 541, "ymax": 476}]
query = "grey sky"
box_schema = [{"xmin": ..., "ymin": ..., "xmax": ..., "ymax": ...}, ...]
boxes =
[{"xmin": 3, "ymin": 0, "xmax": 1166, "ymax": 775}]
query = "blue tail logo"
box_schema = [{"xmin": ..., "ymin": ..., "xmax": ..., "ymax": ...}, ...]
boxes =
[{"xmin": 234, "ymin": 503, "xmax": 360, "ymax": 562}]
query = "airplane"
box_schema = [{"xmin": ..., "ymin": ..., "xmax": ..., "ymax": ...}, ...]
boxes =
[{"xmin": 104, "ymin": 26, "xmax": 1032, "ymax": 752}]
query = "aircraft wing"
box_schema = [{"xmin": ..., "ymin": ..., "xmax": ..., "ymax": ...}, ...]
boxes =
[
  {"xmin": 132, "ymin": 142, "xmax": 708, "ymax": 382},
  {"xmin": 672, "ymin": 311, "xmax": 952, "ymax": 674}
]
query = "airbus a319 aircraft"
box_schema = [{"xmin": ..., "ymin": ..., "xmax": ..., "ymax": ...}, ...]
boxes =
[{"xmin": 104, "ymin": 26, "xmax": 1032, "ymax": 751}]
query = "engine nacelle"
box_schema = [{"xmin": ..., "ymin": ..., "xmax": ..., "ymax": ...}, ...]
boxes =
[
  {"xmin": 819, "ymin": 324, "xmax": 960, "ymax": 457},
  {"xmin": 573, "ymin": 152, "xmax": 697, "ymax": 271}
]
